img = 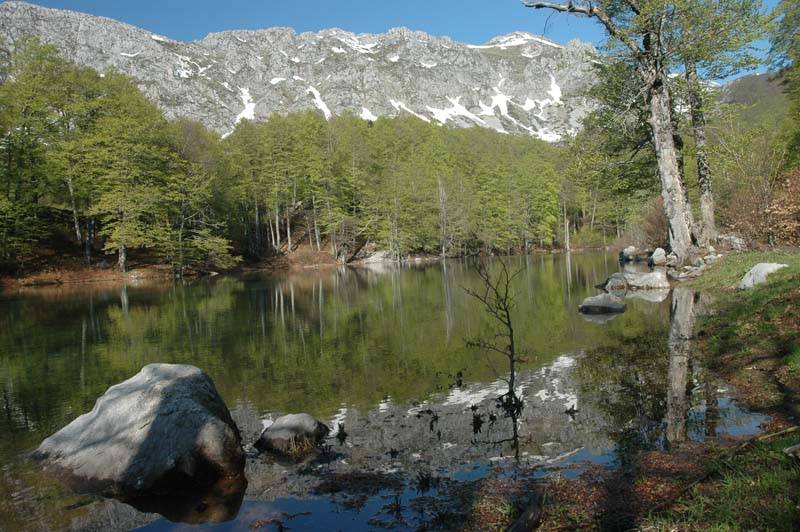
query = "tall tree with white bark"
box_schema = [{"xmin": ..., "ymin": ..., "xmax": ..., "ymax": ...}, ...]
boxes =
[{"xmin": 522, "ymin": 0, "xmax": 697, "ymax": 261}]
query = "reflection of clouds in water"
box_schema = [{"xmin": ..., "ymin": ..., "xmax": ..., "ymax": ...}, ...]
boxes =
[
  {"xmin": 441, "ymin": 354, "xmax": 578, "ymax": 409},
  {"xmin": 442, "ymin": 380, "xmax": 509, "ymax": 407},
  {"xmin": 329, "ymin": 404, "xmax": 348, "ymax": 427},
  {"xmin": 377, "ymin": 397, "xmax": 392, "ymax": 412}
]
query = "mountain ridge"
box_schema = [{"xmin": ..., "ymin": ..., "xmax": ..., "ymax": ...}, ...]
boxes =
[{"xmin": 0, "ymin": 0, "xmax": 599, "ymax": 140}]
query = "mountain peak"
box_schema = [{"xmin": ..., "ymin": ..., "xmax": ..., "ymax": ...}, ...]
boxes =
[{"xmin": 0, "ymin": 1, "xmax": 598, "ymax": 141}]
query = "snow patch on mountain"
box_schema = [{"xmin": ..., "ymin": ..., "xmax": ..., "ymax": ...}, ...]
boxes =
[
  {"xmin": 235, "ymin": 87, "xmax": 256, "ymax": 123},
  {"xmin": 427, "ymin": 96, "xmax": 485, "ymax": 126},
  {"xmin": 307, "ymin": 86, "xmax": 332, "ymax": 120},
  {"xmin": 360, "ymin": 107, "xmax": 378, "ymax": 121},
  {"xmin": 390, "ymin": 99, "xmax": 430, "ymax": 122},
  {"xmin": 548, "ymin": 74, "xmax": 562, "ymax": 104}
]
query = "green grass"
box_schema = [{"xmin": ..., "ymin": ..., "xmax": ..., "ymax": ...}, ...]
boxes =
[
  {"xmin": 787, "ymin": 345, "xmax": 800, "ymax": 372},
  {"xmin": 642, "ymin": 434, "xmax": 800, "ymax": 531},
  {"xmin": 687, "ymin": 250, "xmax": 800, "ymax": 292}
]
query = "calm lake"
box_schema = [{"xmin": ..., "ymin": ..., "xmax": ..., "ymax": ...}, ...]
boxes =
[{"xmin": 0, "ymin": 253, "xmax": 766, "ymax": 530}]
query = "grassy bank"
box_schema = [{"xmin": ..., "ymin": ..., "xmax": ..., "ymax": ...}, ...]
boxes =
[
  {"xmin": 689, "ymin": 250, "xmax": 800, "ymax": 415},
  {"xmin": 642, "ymin": 432, "xmax": 800, "ymax": 530}
]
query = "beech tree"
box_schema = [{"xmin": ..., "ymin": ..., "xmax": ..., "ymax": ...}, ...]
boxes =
[
  {"xmin": 522, "ymin": 0, "xmax": 696, "ymax": 261},
  {"xmin": 673, "ymin": 0, "xmax": 765, "ymax": 245},
  {"xmin": 771, "ymin": 0, "xmax": 800, "ymax": 167}
]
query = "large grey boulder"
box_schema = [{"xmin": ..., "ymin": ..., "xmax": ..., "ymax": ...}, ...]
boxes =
[
  {"xmin": 738, "ymin": 263, "xmax": 788, "ymax": 289},
  {"xmin": 623, "ymin": 270, "xmax": 671, "ymax": 290},
  {"xmin": 578, "ymin": 293, "xmax": 626, "ymax": 315},
  {"xmin": 650, "ymin": 247, "xmax": 667, "ymax": 266},
  {"xmin": 625, "ymin": 289, "xmax": 670, "ymax": 303},
  {"xmin": 34, "ymin": 364, "xmax": 244, "ymax": 495},
  {"xmin": 255, "ymin": 413, "xmax": 330, "ymax": 456}
]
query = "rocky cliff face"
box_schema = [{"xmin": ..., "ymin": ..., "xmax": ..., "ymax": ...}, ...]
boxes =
[{"xmin": 0, "ymin": 1, "xmax": 598, "ymax": 141}]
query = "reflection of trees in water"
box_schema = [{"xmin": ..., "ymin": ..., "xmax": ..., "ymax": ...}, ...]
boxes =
[
  {"xmin": 665, "ymin": 288, "xmax": 695, "ymax": 446},
  {"xmin": 574, "ymin": 287, "xmax": 720, "ymax": 458},
  {"xmin": 0, "ymin": 254, "xmax": 663, "ymax": 466}
]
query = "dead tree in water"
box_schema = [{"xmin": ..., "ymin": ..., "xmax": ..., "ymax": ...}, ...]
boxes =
[{"xmin": 464, "ymin": 259, "xmax": 526, "ymax": 459}]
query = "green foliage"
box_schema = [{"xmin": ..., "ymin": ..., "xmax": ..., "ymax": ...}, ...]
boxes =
[
  {"xmin": 0, "ymin": 40, "xmax": 237, "ymax": 274},
  {"xmin": 770, "ymin": 1, "xmax": 800, "ymax": 167}
]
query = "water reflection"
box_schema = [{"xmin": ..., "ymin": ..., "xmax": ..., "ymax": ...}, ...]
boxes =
[
  {"xmin": 124, "ymin": 476, "xmax": 246, "ymax": 524},
  {"xmin": 0, "ymin": 255, "xmax": 768, "ymax": 530},
  {"xmin": 666, "ymin": 288, "xmax": 695, "ymax": 445}
]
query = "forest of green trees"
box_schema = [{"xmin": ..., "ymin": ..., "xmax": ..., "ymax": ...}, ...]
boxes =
[{"xmin": 1, "ymin": 0, "xmax": 798, "ymax": 276}]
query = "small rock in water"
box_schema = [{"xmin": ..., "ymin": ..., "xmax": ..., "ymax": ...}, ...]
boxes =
[
  {"xmin": 650, "ymin": 247, "xmax": 667, "ymax": 266},
  {"xmin": 596, "ymin": 272, "xmax": 627, "ymax": 292},
  {"xmin": 666, "ymin": 252, "xmax": 679, "ymax": 267},
  {"xmin": 578, "ymin": 293, "xmax": 626, "ymax": 315},
  {"xmin": 738, "ymin": 263, "xmax": 788, "ymax": 290},
  {"xmin": 255, "ymin": 413, "xmax": 330, "ymax": 457},
  {"xmin": 619, "ymin": 245, "xmax": 637, "ymax": 263}
]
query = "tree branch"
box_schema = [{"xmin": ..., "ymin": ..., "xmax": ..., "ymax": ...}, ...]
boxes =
[{"xmin": 521, "ymin": 1, "xmax": 643, "ymax": 58}]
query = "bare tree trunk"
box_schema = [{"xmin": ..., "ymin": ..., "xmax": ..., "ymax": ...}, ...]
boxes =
[
  {"xmin": 84, "ymin": 218, "xmax": 93, "ymax": 263},
  {"xmin": 438, "ymin": 177, "xmax": 449, "ymax": 258},
  {"xmin": 312, "ymin": 195, "xmax": 321, "ymax": 252},
  {"xmin": 306, "ymin": 214, "xmax": 314, "ymax": 248},
  {"xmin": 274, "ymin": 209, "xmax": 281, "ymax": 250},
  {"xmin": 648, "ymin": 76, "xmax": 693, "ymax": 262},
  {"xmin": 65, "ymin": 176, "xmax": 82, "ymax": 245},
  {"xmin": 254, "ymin": 201, "xmax": 261, "ymax": 256},
  {"xmin": 286, "ymin": 214, "xmax": 292, "ymax": 251},
  {"xmin": 118, "ymin": 241, "xmax": 127, "ymax": 272},
  {"xmin": 686, "ymin": 61, "xmax": 716, "ymax": 246}
]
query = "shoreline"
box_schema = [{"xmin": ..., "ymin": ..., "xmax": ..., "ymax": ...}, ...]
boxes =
[{"xmin": 0, "ymin": 246, "xmax": 619, "ymax": 293}]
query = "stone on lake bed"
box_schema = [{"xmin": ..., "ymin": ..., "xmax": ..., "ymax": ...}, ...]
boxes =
[
  {"xmin": 33, "ymin": 364, "xmax": 245, "ymax": 495},
  {"xmin": 255, "ymin": 413, "xmax": 330, "ymax": 456},
  {"xmin": 738, "ymin": 263, "xmax": 788, "ymax": 290},
  {"xmin": 578, "ymin": 293, "xmax": 626, "ymax": 315}
]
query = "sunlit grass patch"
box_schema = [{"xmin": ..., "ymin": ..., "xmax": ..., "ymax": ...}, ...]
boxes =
[
  {"xmin": 641, "ymin": 434, "xmax": 800, "ymax": 531},
  {"xmin": 688, "ymin": 249, "xmax": 800, "ymax": 291}
]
